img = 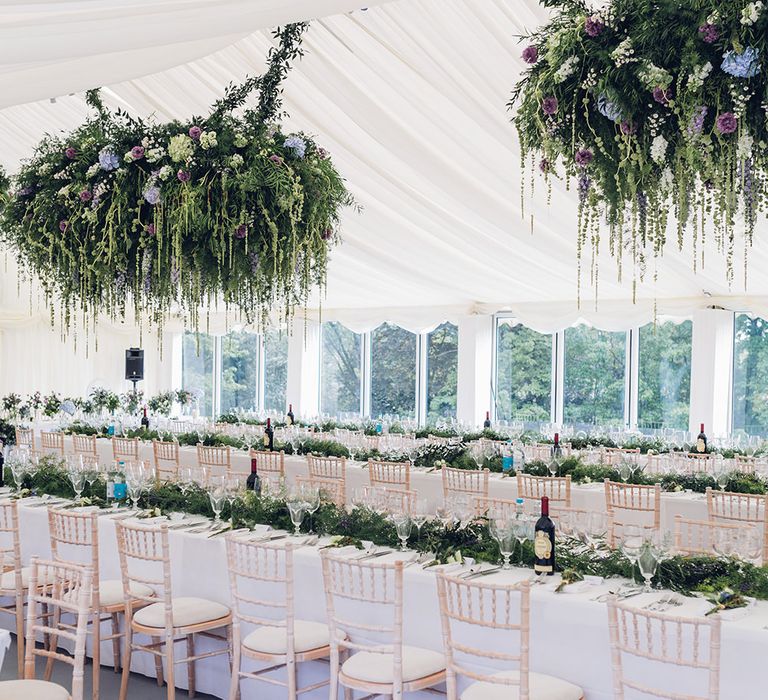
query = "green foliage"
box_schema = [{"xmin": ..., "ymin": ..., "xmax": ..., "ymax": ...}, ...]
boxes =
[
  {"xmin": 1, "ymin": 24, "xmax": 352, "ymax": 337},
  {"xmin": 0, "ymin": 419, "xmax": 15, "ymax": 447}
]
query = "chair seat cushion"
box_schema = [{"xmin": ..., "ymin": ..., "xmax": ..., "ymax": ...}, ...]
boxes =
[
  {"xmin": 0, "ymin": 567, "xmax": 56, "ymax": 592},
  {"xmin": 0, "ymin": 679, "xmax": 71, "ymax": 700},
  {"xmin": 461, "ymin": 671, "xmax": 583, "ymax": 700},
  {"xmin": 243, "ymin": 619, "xmax": 330, "ymax": 655},
  {"xmin": 342, "ymin": 646, "xmax": 445, "ymax": 684},
  {"xmin": 133, "ymin": 596, "xmax": 230, "ymax": 629},
  {"xmin": 62, "ymin": 579, "xmax": 154, "ymax": 608}
]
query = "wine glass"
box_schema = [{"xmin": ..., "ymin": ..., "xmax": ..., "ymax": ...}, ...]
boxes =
[
  {"xmin": 304, "ymin": 486, "xmax": 321, "ymax": 534},
  {"xmin": 512, "ymin": 515, "xmax": 533, "ymax": 565},
  {"xmin": 207, "ymin": 475, "xmax": 227, "ymax": 522},
  {"xmin": 489, "ymin": 515, "xmax": 515, "ymax": 569},
  {"xmin": 178, "ymin": 467, "xmax": 194, "ymax": 497},
  {"xmin": 435, "ymin": 504, "xmax": 455, "ymax": 529},
  {"xmin": 225, "ymin": 477, "xmax": 241, "ymax": 526},
  {"xmin": 620, "ymin": 525, "xmax": 644, "ymax": 585},
  {"xmin": 637, "ymin": 540, "xmax": 659, "ymax": 593},
  {"xmin": 392, "ymin": 513, "xmax": 412, "ymax": 551},
  {"xmin": 410, "ymin": 497, "xmax": 429, "ymax": 542},
  {"xmin": 287, "ymin": 498, "xmax": 306, "ymax": 536}
]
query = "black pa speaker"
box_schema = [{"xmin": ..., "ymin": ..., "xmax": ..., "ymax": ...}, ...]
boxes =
[{"xmin": 125, "ymin": 348, "xmax": 144, "ymax": 381}]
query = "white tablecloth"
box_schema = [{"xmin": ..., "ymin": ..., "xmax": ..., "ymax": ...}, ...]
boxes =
[{"xmin": 2, "ymin": 500, "xmax": 768, "ymax": 698}]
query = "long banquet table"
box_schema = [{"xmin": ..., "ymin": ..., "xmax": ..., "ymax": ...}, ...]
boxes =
[{"xmin": 2, "ymin": 497, "xmax": 768, "ymax": 699}]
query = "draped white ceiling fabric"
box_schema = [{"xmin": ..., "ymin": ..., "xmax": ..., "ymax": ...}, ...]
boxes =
[{"xmin": 2, "ymin": 0, "xmax": 768, "ymax": 334}]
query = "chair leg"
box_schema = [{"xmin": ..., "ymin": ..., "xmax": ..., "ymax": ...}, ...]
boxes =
[
  {"xmin": 165, "ymin": 629, "xmax": 176, "ymax": 700},
  {"xmin": 92, "ymin": 611, "xmax": 101, "ymax": 700},
  {"xmin": 152, "ymin": 636, "xmax": 165, "ymax": 686},
  {"xmin": 286, "ymin": 651, "xmax": 296, "ymax": 699},
  {"xmin": 15, "ymin": 595, "xmax": 24, "ymax": 679},
  {"xmin": 111, "ymin": 613, "xmax": 121, "ymax": 672},
  {"xmin": 186, "ymin": 634, "xmax": 196, "ymax": 698},
  {"xmin": 43, "ymin": 605, "xmax": 62, "ymax": 681},
  {"xmin": 118, "ymin": 627, "xmax": 133, "ymax": 700},
  {"xmin": 329, "ymin": 647, "xmax": 340, "ymax": 700},
  {"xmin": 228, "ymin": 637, "xmax": 240, "ymax": 700}
]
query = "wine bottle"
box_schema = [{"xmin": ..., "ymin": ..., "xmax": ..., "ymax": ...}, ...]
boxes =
[
  {"xmin": 0, "ymin": 443, "xmax": 5, "ymax": 488},
  {"xmin": 552, "ymin": 432, "xmax": 562, "ymax": 460},
  {"xmin": 246, "ymin": 457, "xmax": 262, "ymax": 494},
  {"xmin": 533, "ymin": 496, "xmax": 555, "ymax": 576},
  {"xmin": 286, "ymin": 403, "xmax": 295, "ymax": 426},
  {"xmin": 106, "ymin": 467, "xmax": 115, "ymax": 502},
  {"xmin": 263, "ymin": 418, "xmax": 274, "ymax": 451},
  {"xmin": 515, "ymin": 497, "xmax": 524, "ymax": 519},
  {"xmin": 696, "ymin": 423, "xmax": 707, "ymax": 454},
  {"xmin": 113, "ymin": 461, "xmax": 127, "ymax": 502},
  {"xmin": 501, "ymin": 442, "xmax": 514, "ymax": 474},
  {"xmin": 141, "ymin": 406, "xmax": 150, "ymax": 430},
  {"xmin": 483, "ymin": 411, "xmax": 491, "ymax": 429}
]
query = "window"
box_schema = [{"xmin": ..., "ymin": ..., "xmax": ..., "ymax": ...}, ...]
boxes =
[
  {"xmin": 321, "ymin": 322, "xmax": 362, "ymax": 418},
  {"xmin": 181, "ymin": 331, "xmax": 214, "ymax": 417},
  {"xmin": 426, "ymin": 322, "xmax": 458, "ymax": 421},
  {"xmin": 564, "ymin": 325, "xmax": 626, "ymax": 426},
  {"xmin": 220, "ymin": 330, "xmax": 259, "ymax": 414},
  {"xmin": 638, "ymin": 320, "xmax": 692, "ymax": 431},
  {"xmin": 495, "ymin": 320, "xmax": 552, "ymax": 422},
  {"xmin": 371, "ymin": 323, "xmax": 416, "ymax": 419},
  {"xmin": 733, "ymin": 314, "xmax": 768, "ymax": 436},
  {"xmin": 264, "ymin": 330, "xmax": 288, "ymax": 412}
]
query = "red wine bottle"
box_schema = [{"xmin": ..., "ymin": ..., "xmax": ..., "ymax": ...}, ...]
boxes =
[
  {"xmin": 533, "ymin": 496, "xmax": 555, "ymax": 576},
  {"xmin": 287, "ymin": 403, "xmax": 295, "ymax": 426},
  {"xmin": 483, "ymin": 411, "xmax": 491, "ymax": 429},
  {"xmin": 696, "ymin": 423, "xmax": 707, "ymax": 454},
  {"xmin": 141, "ymin": 406, "xmax": 150, "ymax": 430},
  {"xmin": 246, "ymin": 457, "xmax": 262, "ymax": 493},
  {"xmin": 552, "ymin": 432, "xmax": 562, "ymax": 460},
  {"xmin": 263, "ymin": 418, "xmax": 274, "ymax": 451}
]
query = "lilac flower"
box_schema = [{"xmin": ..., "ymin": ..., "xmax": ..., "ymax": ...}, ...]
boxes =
[
  {"xmin": 131, "ymin": 146, "xmax": 145, "ymax": 160},
  {"xmin": 234, "ymin": 224, "xmax": 248, "ymax": 239},
  {"xmin": 145, "ymin": 223, "xmax": 156, "ymax": 235},
  {"xmin": 539, "ymin": 158, "xmax": 550, "ymax": 173},
  {"xmin": 65, "ymin": 147, "xmax": 77, "ymax": 159},
  {"xmin": 98, "ymin": 149, "xmax": 120, "ymax": 171},
  {"xmin": 177, "ymin": 170, "xmax": 191, "ymax": 182},
  {"xmin": 596, "ymin": 94, "xmax": 622, "ymax": 122},
  {"xmin": 188, "ymin": 126, "xmax": 202, "ymax": 140},
  {"xmin": 59, "ymin": 220, "xmax": 68, "ymax": 232},
  {"xmin": 143, "ymin": 186, "xmax": 161, "ymax": 204},
  {"xmin": 715, "ymin": 112, "xmax": 738, "ymax": 134},
  {"xmin": 721, "ymin": 47, "xmax": 761, "ymax": 78},
  {"xmin": 541, "ymin": 96, "xmax": 558, "ymax": 115},
  {"xmin": 698, "ymin": 23, "xmax": 719, "ymax": 43},
  {"xmin": 620, "ymin": 120, "xmax": 637, "ymax": 135},
  {"xmin": 79, "ymin": 189, "xmax": 92, "ymax": 202},
  {"xmin": 521, "ymin": 45, "xmax": 538, "ymax": 64},
  {"xmin": 689, "ymin": 105, "xmax": 708, "ymax": 134},
  {"xmin": 578, "ymin": 174, "xmax": 591, "ymax": 203},
  {"xmin": 249, "ymin": 251, "xmax": 260, "ymax": 274},
  {"xmin": 652, "ymin": 86, "xmax": 671, "ymax": 105},
  {"xmin": 269, "ymin": 155, "xmax": 284, "ymax": 165},
  {"xmin": 283, "ymin": 135, "xmax": 307, "ymax": 158},
  {"xmin": 170, "ymin": 264, "xmax": 180, "ymax": 285},
  {"xmin": 575, "ymin": 148, "xmax": 593, "ymax": 167},
  {"xmin": 584, "ymin": 16, "xmax": 604, "ymax": 37}
]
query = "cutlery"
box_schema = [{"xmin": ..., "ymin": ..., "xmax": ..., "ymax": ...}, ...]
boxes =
[
  {"xmin": 357, "ymin": 549, "xmax": 391, "ymax": 561},
  {"xmin": 463, "ymin": 566, "xmax": 502, "ymax": 580}
]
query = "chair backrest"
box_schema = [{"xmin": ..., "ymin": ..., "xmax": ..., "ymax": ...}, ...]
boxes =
[
  {"xmin": 442, "ymin": 466, "xmax": 489, "ymax": 500},
  {"xmin": 321, "ymin": 551, "xmax": 409, "ymax": 690},
  {"xmin": 152, "ymin": 439, "xmax": 180, "ymax": 480},
  {"xmin": 607, "ymin": 598, "xmax": 721, "ymax": 699},
  {"xmin": 602, "ymin": 447, "xmax": 640, "ymax": 466},
  {"xmin": 706, "ymin": 487, "xmax": 768, "ymax": 560},
  {"xmin": 48, "ymin": 508, "xmax": 101, "ymax": 604},
  {"xmin": 673, "ymin": 515, "xmax": 759, "ymax": 559},
  {"xmin": 14, "ymin": 427, "xmax": 34, "ymax": 450},
  {"xmin": 368, "ymin": 459, "xmax": 411, "ymax": 490},
  {"xmin": 248, "ymin": 449, "xmax": 286, "ymax": 477},
  {"xmin": 307, "ymin": 454, "xmax": 346, "ymax": 481},
  {"xmin": 604, "ymin": 480, "xmax": 661, "ymax": 546},
  {"xmin": 196, "ymin": 444, "xmax": 232, "ymax": 476},
  {"xmin": 72, "ymin": 434, "xmax": 97, "ymax": 456},
  {"xmin": 296, "ymin": 474, "xmax": 345, "ymax": 508},
  {"xmin": 516, "ymin": 474, "xmax": 571, "ymax": 506},
  {"xmin": 0, "ymin": 499, "xmax": 22, "ymax": 588},
  {"xmin": 680, "ymin": 453, "xmax": 714, "ymax": 475},
  {"xmin": 112, "ymin": 436, "xmax": 140, "ymax": 461},
  {"xmin": 40, "ymin": 430, "xmax": 65, "ymax": 455},
  {"xmin": 473, "ymin": 495, "xmax": 518, "ymax": 518},
  {"xmin": 226, "ymin": 536, "xmax": 295, "ymax": 651},
  {"xmin": 23, "ymin": 558, "xmax": 93, "ymax": 700},
  {"xmin": 734, "ymin": 455, "xmax": 757, "ymax": 474},
  {"xmin": 436, "ymin": 573, "xmax": 530, "ymax": 700}
]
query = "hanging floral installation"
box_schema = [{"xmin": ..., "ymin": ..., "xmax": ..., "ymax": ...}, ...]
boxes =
[
  {"xmin": 510, "ymin": 0, "xmax": 768, "ymax": 297},
  {"xmin": 0, "ymin": 23, "xmax": 353, "ymax": 336}
]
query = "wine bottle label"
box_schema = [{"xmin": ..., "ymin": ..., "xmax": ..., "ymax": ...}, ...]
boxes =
[
  {"xmin": 534, "ymin": 530, "xmax": 552, "ymax": 559},
  {"xmin": 263, "ymin": 435, "xmax": 269, "ymax": 446},
  {"xmin": 696, "ymin": 438, "xmax": 706, "ymax": 453}
]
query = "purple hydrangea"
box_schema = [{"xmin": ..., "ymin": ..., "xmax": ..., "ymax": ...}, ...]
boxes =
[
  {"xmin": 59, "ymin": 220, "xmax": 69, "ymax": 232},
  {"xmin": 715, "ymin": 112, "xmax": 738, "ymax": 134},
  {"xmin": 521, "ymin": 45, "xmax": 538, "ymax": 64},
  {"xmin": 177, "ymin": 170, "xmax": 191, "ymax": 182},
  {"xmin": 65, "ymin": 147, "xmax": 77, "ymax": 159},
  {"xmin": 574, "ymin": 148, "xmax": 593, "ymax": 166},
  {"xmin": 143, "ymin": 186, "xmax": 161, "ymax": 204},
  {"xmin": 234, "ymin": 224, "xmax": 248, "ymax": 239},
  {"xmin": 541, "ymin": 96, "xmax": 558, "ymax": 115},
  {"xmin": 652, "ymin": 86, "xmax": 671, "ymax": 105},
  {"xmin": 317, "ymin": 147, "xmax": 329, "ymax": 159},
  {"xmin": 131, "ymin": 146, "xmax": 145, "ymax": 160},
  {"xmin": 584, "ymin": 15, "xmax": 604, "ymax": 37},
  {"xmin": 145, "ymin": 223, "xmax": 156, "ymax": 235},
  {"xmin": 79, "ymin": 189, "xmax": 92, "ymax": 202},
  {"xmin": 269, "ymin": 154, "xmax": 284, "ymax": 165},
  {"xmin": 721, "ymin": 47, "xmax": 761, "ymax": 79},
  {"xmin": 539, "ymin": 158, "xmax": 550, "ymax": 173},
  {"xmin": 188, "ymin": 126, "xmax": 202, "ymax": 140},
  {"xmin": 283, "ymin": 135, "xmax": 307, "ymax": 159},
  {"xmin": 620, "ymin": 120, "xmax": 637, "ymax": 135},
  {"xmin": 698, "ymin": 23, "xmax": 719, "ymax": 44},
  {"xmin": 98, "ymin": 148, "xmax": 119, "ymax": 171},
  {"xmin": 596, "ymin": 93, "xmax": 622, "ymax": 122}
]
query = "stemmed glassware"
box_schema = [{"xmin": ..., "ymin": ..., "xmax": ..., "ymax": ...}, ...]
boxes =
[
  {"xmin": 410, "ymin": 497, "xmax": 429, "ymax": 543},
  {"xmin": 637, "ymin": 540, "xmax": 659, "ymax": 593},
  {"xmin": 8, "ymin": 448, "xmax": 29, "ymax": 492},
  {"xmin": 206, "ymin": 475, "xmax": 227, "ymax": 522},
  {"xmin": 392, "ymin": 512, "xmax": 412, "ymax": 551},
  {"xmin": 125, "ymin": 462, "xmax": 150, "ymax": 511},
  {"xmin": 304, "ymin": 485, "xmax": 321, "ymax": 534},
  {"xmin": 512, "ymin": 515, "xmax": 534, "ymax": 565},
  {"xmin": 286, "ymin": 487, "xmax": 307, "ymax": 536},
  {"xmin": 225, "ymin": 477, "xmax": 241, "ymax": 526},
  {"xmin": 619, "ymin": 525, "xmax": 645, "ymax": 585},
  {"xmin": 488, "ymin": 514, "xmax": 515, "ymax": 569}
]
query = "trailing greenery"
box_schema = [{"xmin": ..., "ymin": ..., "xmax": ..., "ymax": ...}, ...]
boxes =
[
  {"xmin": 510, "ymin": 0, "xmax": 768, "ymax": 292},
  {"xmin": 0, "ymin": 23, "xmax": 353, "ymax": 337}
]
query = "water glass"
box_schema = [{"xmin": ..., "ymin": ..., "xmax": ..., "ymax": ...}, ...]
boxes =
[
  {"xmin": 393, "ymin": 513, "xmax": 412, "ymax": 551},
  {"xmin": 637, "ymin": 541, "xmax": 659, "ymax": 593}
]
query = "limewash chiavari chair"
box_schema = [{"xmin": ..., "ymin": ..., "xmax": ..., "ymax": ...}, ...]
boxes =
[
  {"xmin": 47, "ymin": 507, "xmax": 156, "ymax": 696},
  {"xmin": 196, "ymin": 444, "xmax": 232, "ymax": 478},
  {"xmin": 226, "ymin": 536, "xmax": 333, "ymax": 699},
  {"xmin": 0, "ymin": 499, "xmax": 26, "ymax": 676},
  {"xmin": 527, "ymin": 443, "xmax": 552, "ymax": 462},
  {"xmin": 320, "ymin": 551, "xmax": 446, "ymax": 699},
  {"xmin": 112, "ymin": 436, "xmax": 140, "ymax": 462},
  {"xmin": 40, "ymin": 431, "xmax": 65, "ymax": 456},
  {"xmin": 152, "ymin": 439, "xmax": 181, "ymax": 481},
  {"xmin": 368, "ymin": 459, "xmax": 411, "ymax": 491},
  {"xmin": 72, "ymin": 434, "xmax": 98, "ymax": 458},
  {"xmin": 307, "ymin": 455, "xmax": 347, "ymax": 503},
  {"xmin": 607, "ymin": 598, "xmax": 722, "ymax": 699},
  {"xmin": 295, "ymin": 475, "xmax": 345, "ymax": 508},
  {"xmin": 602, "ymin": 447, "xmax": 640, "ymax": 466},
  {"xmin": 248, "ymin": 449, "xmax": 286, "ymax": 486},
  {"xmin": 14, "ymin": 427, "xmax": 34, "ymax": 452},
  {"xmin": 441, "ymin": 466, "xmax": 489, "ymax": 502},
  {"xmin": 436, "ymin": 573, "xmax": 583, "ymax": 700},
  {"xmin": 363, "ymin": 435, "xmax": 380, "ymax": 452},
  {"xmin": 603, "ymin": 480, "xmax": 661, "ymax": 547},
  {"xmin": 115, "ymin": 520, "xmax": 232, "ymax": 700},
  {"xmin": 0, "ymin": 558, "xmax": 93, "ymax": 700},
  {"xmin": 673, "ymin": 514, "xmax": 761, "ymax": 561},
  {"xmin": 516, "ymin": 474, "xmax": 572, "ymax": 508},
  {"xmin": 473, "ymin": 495, "xmax": 518, "ymax": 519},
  {"xmin": 706, "ymin": 487, "xmax": 768, "ymax": 561},
  {"xmin": 681, "ymin": 453, "xmax": 714, "ymax": 475},
  {"xmin": 734, "ymin": 454, "xmax": 758, "ymax": 474}
]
